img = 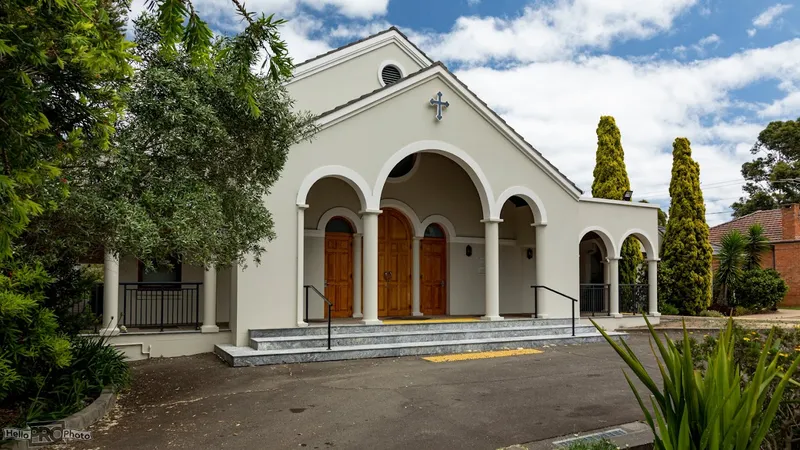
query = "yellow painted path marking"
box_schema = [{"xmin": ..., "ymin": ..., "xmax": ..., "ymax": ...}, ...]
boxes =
[
  {"xmin": 422, "ymin": 348, "xmax": 543, "ymax": 363},
  {"xmin": 382, "ymin": 318, "xmax": 479, "ymax": 325}
]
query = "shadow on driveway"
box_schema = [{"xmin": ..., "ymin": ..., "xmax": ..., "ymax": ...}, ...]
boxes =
[{"xmin": 57, "ymin": 333, "xmax": 677, "ymax": 450}]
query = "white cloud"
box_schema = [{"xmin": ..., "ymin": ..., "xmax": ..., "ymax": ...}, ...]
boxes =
[
  {"xmin": 449, "ymin": 39, "xmax": 800, "ymax": 225},
  {"xmin": 747, "ymin": 28, "xmax": 757, "ymax": 37},
  {"xmin": 752, "ymin": 3, "xmax": 793, "ymax": 28},
  {"xmin": 759, "ymin": 90, "xmax": 800, "ymax": 118},
  {"xmin": 414, "ymin": 0, "xmax": 698, "ymax": 63}
]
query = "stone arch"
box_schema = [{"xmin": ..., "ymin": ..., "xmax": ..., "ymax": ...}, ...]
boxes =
[
  {"xmin": 419, "ymin": 214, "xmax": 457, "ymax": 239},
  {"xmin": 316, "ymin": 207, "xmax": 363, "ymax": 234},
  {"xmin": 578, "ymin": 226, "xmax": 618, "ymax": 259},
  {"xmin": 297, "ymin": 165, "xmax": 371, "ymax": 210},
  {"xmin": 373, "ymin": 140, "xmax": 494, "ymax": 218},
  {"xmin": 618, "ymin": 229, "xmax": 657, "ymax": 260},
  {"xmin": 380, "ymin": 198, "xmax": 423, "ymax": 236},
  {"xmin": 495, "ymin": 186, "xmax": 548, "ymax": 225}
]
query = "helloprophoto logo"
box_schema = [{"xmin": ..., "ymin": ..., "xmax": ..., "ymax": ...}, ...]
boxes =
[{"xmin": 2, "ymin": 421, "xmax": 92, "ymax": 446}]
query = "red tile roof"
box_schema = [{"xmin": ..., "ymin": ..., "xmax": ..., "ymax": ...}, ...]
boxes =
[{"xmin": 709, "ymin": 209, "xmax": 784, "ymax": 245}]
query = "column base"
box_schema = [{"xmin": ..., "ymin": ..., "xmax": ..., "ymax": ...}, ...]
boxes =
[
  {"xmin": 98, "ymin": 327, "xmax": 120, "ymax": 337},
  {"xmin": 648, "ymin": 312, "xmax": 662, "ymax": 317},
  {"xmin": 360, "ymin": 319, "xmax": 383, "ymax": 325},
  {"xmin": 610, "ymin": 313, "xmax": 623, "ymax": 318},
  {"xmin": 480, "ymin": 315, "xmax": 504, "ymax": 321},
  {"xmin": 296, "ymin": 321, "xmax": 309, "ymax": 328},
  {"xmin": 412, "ymin": 311, "xmax": 424, "ymax": 317},
  {"xmin": 532, "ymin": 314, "xmax": 549, "ymax": 319},
  {"xmin": 352, "ymin": 313, "xmax": 363, "ymax": 319},
  {"xmin": 201, "ymin": 325, "xmax": 220, "ymax": 333}
]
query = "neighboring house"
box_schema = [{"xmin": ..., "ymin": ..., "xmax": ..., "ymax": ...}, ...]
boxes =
[
  {"xmin": 709, "ymin": 203, "xmax": 800, "ymax": 306},
  {"xmin": 91, "ymin": 28, "xmax": 660, "ymax": 363}
]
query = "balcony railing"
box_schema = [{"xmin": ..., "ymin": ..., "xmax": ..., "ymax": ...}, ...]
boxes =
[
  {"xmin": 579, "ymin": 283, "xmax": 609, "ymax": 316},
  {"xmin": 119, "ymin": 282, "xmax": 202, "ymax": 330},
  {"xmin": 620, "ymin": 284, "xmax": 648, "ymax": 314}
]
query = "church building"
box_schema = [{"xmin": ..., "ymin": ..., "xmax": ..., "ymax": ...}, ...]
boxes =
[{"xmin": 93, "ymin": 28, "xmax": 661, "ymax": 364}]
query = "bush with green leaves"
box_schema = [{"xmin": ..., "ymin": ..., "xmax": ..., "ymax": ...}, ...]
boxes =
[
  {"xmin": 566, "ymin": 439, "xmax": 618, "ymax": 450},
  {"xmin": 592, "ymin": 314, "xmax": 799, "ymax": 449},
  {"xmin": 736, "ymin": 268, "xmax": 787, "ymax": 312},
  {"xmin": 684, "ymin": 323, "xmax": 800, "ymax": 448}
]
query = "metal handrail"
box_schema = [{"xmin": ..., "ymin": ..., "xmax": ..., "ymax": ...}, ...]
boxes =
[
  {"xmin": 531, "ymin": 285, "xmax": 578, "ymax": 336},
  {"xmin": 303, "ymin": 285, "xmax": 333, "ymax": 350}
]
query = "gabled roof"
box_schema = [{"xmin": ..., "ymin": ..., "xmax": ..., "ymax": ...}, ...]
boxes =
[
  {"xmin": 709, "ymin": 209, "xmax": 783, "ymax": 244},
  {"xmin": 315, "ymin": 61, "xmax": 585, "ymax": 198},
  {"xmin": 288, "ymin": 27, "xmax": 434, "ymax": 85}
]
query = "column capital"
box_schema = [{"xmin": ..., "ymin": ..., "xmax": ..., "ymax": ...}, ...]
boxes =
[
  {"xmin": 607, "ymin": 257, "xmax": 622, "ymax": 261},
  {"xmin": 530, "ymin": 222, "xmax": 547, "ymax": 228},
  {"xmin": 481, "ymin": 218, "xmax": 503, "ymax": 224},
  {"xmin": 412, "ymin": 236, "xmax": 422, "ymax": 241},
  {"xmin": 296, "ymin": 203, "xmax": 309, "ymax": 210},
  {"xmin": 354, "ymin": 232, "xmax": 363, "ymax": 237},
  {"xmin": 647, "ymin": 258, "xmax": 661, "ymax": 263},
  {"xmin": 359, "ymin": 208, "xmax": 382, "ymax": 215}
]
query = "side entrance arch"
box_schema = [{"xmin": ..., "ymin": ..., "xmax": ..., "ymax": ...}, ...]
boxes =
[
  {"xmin": 421, "ymin": 223, "xmax": 447, "ymax": 315},
  {"xmin": 324, "ymin": 217, "xmax": 355, "ymax": 318},
  {"xmin": 378, "ymin": 208, "xmax": 413, "ymax": 316}
]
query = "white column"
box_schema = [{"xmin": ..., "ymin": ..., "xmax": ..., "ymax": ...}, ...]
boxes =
[
  {"xmin": 352, "ymin": 233, "xmax": 363, "ymax": 319},
  {"xmin": 100, "ymin": 250, "xmax": 120, "ymax": 336},
  {"xmin": 201, "ymin": 266, "xmax": 219, "ymax": 333},
  {"xmin": 482, "ymin": 219, "xmax": 503, "ymax": 321},
  {"xmin": 296, "ymin": 205, "xmax": 308, "ymax": 327},
  {"xmin": 533, "ymin": 224, "xmax": 549, "ymax": 318},
  {"xmin": 361, "ymin": 210, "xmax": 382, "ymax": 325},
  {"xmin": 648, "ymin": 259, "xmax": 660, "ymax": 316},
  {"xmin": 412, "ymin": 237, "xmax": 422, "ymax": 316},
  {"xmin": 609, "ymin": 257, "xmax": 622, "ymax": 317}
]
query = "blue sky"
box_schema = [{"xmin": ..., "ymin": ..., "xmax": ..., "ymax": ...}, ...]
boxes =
[{"xmin": 133, "ymin": 0, "xmax": 800, "ymax": 225}]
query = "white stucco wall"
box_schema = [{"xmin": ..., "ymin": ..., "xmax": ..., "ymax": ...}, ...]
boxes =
[{"xmin": 230, "ymin": 58, "xmax": 659, "ymax": 345}]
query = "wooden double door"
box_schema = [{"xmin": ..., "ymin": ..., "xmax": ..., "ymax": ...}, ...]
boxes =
[{"xmin": 323, "ymin": 208, "xmax": 448, "ymax": 318}]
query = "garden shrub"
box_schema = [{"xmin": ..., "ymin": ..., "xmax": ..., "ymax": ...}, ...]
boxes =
[
  {"xmin": 698, "ymin": 309, "xmax": 723, "ymax": 317},
  {"xmin": 735, "ymin": 268, "xmax": 787, "ymax": 312},
  {"xmin": 567, "ymin": 438, "xmax": 618, "ymax": 450},
  {"xmin": 659, "ymin": 302, "xmax": 680, "ymax": 315}
]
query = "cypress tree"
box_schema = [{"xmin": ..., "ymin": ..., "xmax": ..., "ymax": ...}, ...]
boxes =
[
  {"xmin": 659, "ymin": 138, "xmax": 713, "ymax": 314},
  {"xmin": 591, "ymin": 116, "xmax": 643, "ymax": 285}
]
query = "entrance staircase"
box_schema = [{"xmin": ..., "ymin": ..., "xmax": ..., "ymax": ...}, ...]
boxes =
[{"xmin": 214, "ymin": 318, "xmax": 626, "ymax": 367}]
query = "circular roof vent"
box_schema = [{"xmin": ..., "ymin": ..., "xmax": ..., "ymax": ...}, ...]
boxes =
[{"xmin": 381, "ymin": 64, "xmax": 402, "ymax": 85}]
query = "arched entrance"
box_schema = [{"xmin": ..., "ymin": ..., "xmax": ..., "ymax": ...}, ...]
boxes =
[
  {"xmin": 378, "ymin": 208, "xmax": 413, "ymax": 316},
  {"xmin": 421, "ymin": 223, "xmax": 447, "ymax": 315},
  {"xmin": 324, "ymin": 217, "xmax": 355, "ymax": 318},
  {"xmin": 578, "ymin": 230, "xmax": 614, "ymax": 316}
]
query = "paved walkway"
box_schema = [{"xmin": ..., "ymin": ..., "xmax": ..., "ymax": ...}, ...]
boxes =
[{"xmin": 57, "ymin": 334, "xmax": 667, "ymax": 450}]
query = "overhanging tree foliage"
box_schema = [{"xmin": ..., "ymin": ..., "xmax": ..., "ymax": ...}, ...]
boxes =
[
  {"xmin": 659, "ymin": 138, "xmax": 713, "ymax": 315},
  {"xmin": 591, "ymin": 116, "xmax": 644, "ymax": 284},
  {"xmin": 731, "ymin": 117, "xmax": 800, "ymax": 217}
]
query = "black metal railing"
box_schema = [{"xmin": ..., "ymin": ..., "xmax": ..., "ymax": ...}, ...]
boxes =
[
  {"xmin": 579, "ymin": 283, "xmax": 610, "ymax": 316},
  {"xmin": 120, "ymin": 282, "xmax": 202, "ymax": 331},
  {"xmin": 620, "ymin": 284, "xmax": 648, "ymax": 314},
  {"xmin": 531, "ymin": 285, "xmax": 578, "ymax": 336},
  {"xmin": 303, "ymin": 285, "xmax": 333, "ymax": 350}
]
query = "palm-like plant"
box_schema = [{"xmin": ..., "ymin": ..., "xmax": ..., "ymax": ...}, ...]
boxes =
[
  {"xmin": 744, "ymin": 224, "xmax": 769, "ymax": 271},
  {"xmin": 591, "ymin": 315, "xmax": 800, "ymax": 450},
  {"xmin": 715, "ymin": 230, "xmax": 746, "ymax": 306}
]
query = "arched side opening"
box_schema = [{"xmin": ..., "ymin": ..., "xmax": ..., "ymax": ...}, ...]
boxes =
[
  {"xmin": 323, "ymin": 217, "xmax": 355, "ymax": 319},
  {"xmin": 617, "ymin": 229, "xmax": 658, "ymax": 315},
  {"xmin": 497, "ymin": 196, "xmax": 538, "ymax": 316},
  {"xmin": 421, "ymin": 223, "xmax": 447, "ymax": 315},
  {"xmin": 578, "ymin": 229, "xmax": 615, "ymax": 317}
]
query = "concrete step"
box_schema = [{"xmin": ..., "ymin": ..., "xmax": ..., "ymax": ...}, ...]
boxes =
[
  {"xmin": 250, "ymin": 324, "xmax": 597, "ymax": 350},
  {"xmin": 249, "ymin": 317, "xmax": 574, "ymax": 338},
  {"xmin": 216, "ymin": 332, "xmax": 625, "ymax": 367}
]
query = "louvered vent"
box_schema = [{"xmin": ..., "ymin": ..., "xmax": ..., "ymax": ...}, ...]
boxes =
[{"xmin": 381, "ymin": 65, "xmax": 402, "ymax": 85}]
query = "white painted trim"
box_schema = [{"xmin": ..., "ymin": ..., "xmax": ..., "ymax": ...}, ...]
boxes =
[
  {"xmin": 579, "ymin": 197, "xmax": 661, "ymax": 209},
  {"xmin": 316, "ymin": 207, "xmax": 363, "ymax": 234},
  {"xmin": 618, "ymin": 228, "xmax": 658, "ymax": 259},
  {"xmin": 297, "ymin": 165, "xmax": 371, "ymax": 210},
  {"xmin": 451, "ymin": 237, "xmax": 517, "ymax": 246},
  {"xmin": 578, "ymin": 226, "xmax": 619, "ymax": 259},
  {"xmin": 495, "ymin": 186, "xmax": 548, "ymax": 225},
  {"xmin": 288, "ymin": 31, "xmax": 431, "ymax": 85},
  {"xmin": 419, "ymin": 214, "xmax": 457, "ymax": 239},
  {"xmin": 386, "ymin": 152, "xmax": 421, "ymax": 184},
  {"xmin": 316, "ymin": 65, "xmax": 583, "ymax": 200},
  {"xmin": 377, "ymin": 59, "xmax": 407, "ymax": 87},
  {"xmin": 304, "ymin": 230, "xmax": 325, "ymax": 238},
  {"xmin": 380, "ymin": 198, "xmax": 423, "ymax": 236},
  {"xmin": 374, "ymin": 140, "xmax": 494, "ymax": 218}
]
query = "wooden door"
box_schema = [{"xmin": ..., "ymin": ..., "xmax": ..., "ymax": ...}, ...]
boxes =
[
  {"xmin": 378, "ymin": 208, "xmax": 412, "ymax": 316},
  {"xmin": 421, "ymin": 237, "xmax": 447, "ymax": 315},
  {"xmin": 324, "ymin": 232, "xmax": 353, "ymax": 318}
]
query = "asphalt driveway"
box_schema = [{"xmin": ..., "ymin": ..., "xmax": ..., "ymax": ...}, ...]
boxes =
[{"xmin": 57, "ymin": 332, "xmax": 674, "ymax": 450}]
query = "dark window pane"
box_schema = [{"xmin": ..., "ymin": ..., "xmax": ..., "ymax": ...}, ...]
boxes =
[
  {"xmin": 389, "ymin": 154, "xmax": 417, "ymax": 179},
  {"xmin": 424, "ymin": 224, "xmax": 445, "ymax": 238},
  {"xmin": 325, "ymin": 217, "xmax": 354, "ymax": 233}
]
